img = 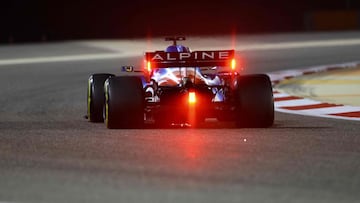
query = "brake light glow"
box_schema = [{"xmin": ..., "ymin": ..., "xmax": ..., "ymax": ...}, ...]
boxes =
[
  {"xmin": 188, "ymin": 92, "xmax": 196, "ymax": 104},
  {"xmin": 231, "ymin": 58, "xmax": 236, "ymax": 70},
  {"xmin": 147, "ymin": 61, "xmax": 152, "ymax": 72}
]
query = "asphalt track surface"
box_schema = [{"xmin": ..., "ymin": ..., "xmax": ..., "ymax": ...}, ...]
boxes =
[{"xmin": 0, "ymin": 32, "xmax": 360, "ymax": 203}]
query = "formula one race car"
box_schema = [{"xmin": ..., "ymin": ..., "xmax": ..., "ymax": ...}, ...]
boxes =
[{"xmin": 87, "ymin": 37, "xmax": 274, "ymax": 128}]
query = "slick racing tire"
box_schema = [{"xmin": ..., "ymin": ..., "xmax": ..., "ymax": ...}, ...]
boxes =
[
  {"xmin": 87, "ymin": 73, "xmax": 115, "ymax": 122},
  {"xmin": 235, "ymin": 74, "xmax": 274, "ymax": 128},
  {"xmin": 105, "ymin": 76, "xmax": 144, "ymax": 129}
]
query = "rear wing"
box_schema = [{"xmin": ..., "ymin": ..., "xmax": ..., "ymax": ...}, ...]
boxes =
[{"xmin": 145, "ymin": 50, "xmax": 235, "ymax": 68}]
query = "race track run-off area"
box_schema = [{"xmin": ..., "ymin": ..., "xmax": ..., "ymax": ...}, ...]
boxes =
[{"xmin": 268, "ymin": 62, "xmax": 360, "ymax": 121}]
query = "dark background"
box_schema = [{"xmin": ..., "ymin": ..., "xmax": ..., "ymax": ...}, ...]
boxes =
[{"xmin": 1, "ymin": 0, "xmax": 360, "ymax": 43}]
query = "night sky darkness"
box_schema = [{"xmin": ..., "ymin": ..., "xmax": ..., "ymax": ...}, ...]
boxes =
[{"xmin": 1, "ymin": 0, "xmax": 359, "ymax": 43}]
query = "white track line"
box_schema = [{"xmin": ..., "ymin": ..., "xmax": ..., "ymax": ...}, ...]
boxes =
[
  {"xmin": 0, "ymin": 53, "xmax": 133, "ymax": 66},
  {"xmin": 273, "ymin": 93, "xmax": 297, "ymax": 99},
  {"xmin": 274, "ymin": 99, "xmax": 323, "ymax": 108},
  {"xmin": 2, "ymin": 38, "xmax": 360, "ymax": 66}
]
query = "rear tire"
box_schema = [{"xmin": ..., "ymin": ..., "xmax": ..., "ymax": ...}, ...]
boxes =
[
  {"xmin": 87, "ymin": 73, "xmax": 115, "ymax": 122},
  {"xmin": 105, "ymin": 76, "xmax": 144, "ymax": 129},
  {"xmin": 235, "ymin": 74, "xmax": 274, "ymax": 128}
]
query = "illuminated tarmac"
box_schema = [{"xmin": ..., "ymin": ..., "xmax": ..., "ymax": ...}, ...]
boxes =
[{"xmin": 1, "ymin": 32, "xmax": 360, "ymax": 203}]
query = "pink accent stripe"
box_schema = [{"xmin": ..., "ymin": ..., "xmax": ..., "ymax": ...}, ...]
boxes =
[
  {"xmin": 303, "ymin": 71, "xmax": 316, "ymax": 75},
  {"xmin": 284, "ymin": 76, "xmax": 295, "ymax": 80},
  {"xmin": 330, "ymin": 111, "xmax": 360, "ymax": 118},
  {"xmin": 281, "ymin": 103, "xmax": 343, "ymax": 110},
  {"xmin": 274, "ymin": 96, "xmax": 302, "ymax": 102},
  {"xmin": 327, "ymin": 67, "xmax": 342, "ymax": 71}
]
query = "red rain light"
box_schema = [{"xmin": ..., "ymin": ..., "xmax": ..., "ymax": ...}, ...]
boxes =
[
  {"xmin": 188, "ymin": 92, "xmax": 196, "ymax": 104},
  {"xmin": 231, "ymin": 58, "xmax": 236, "ymax": 70},
  {"xmin": 147, "ymin": 61, "xmax": 152, "ymax": 73}
]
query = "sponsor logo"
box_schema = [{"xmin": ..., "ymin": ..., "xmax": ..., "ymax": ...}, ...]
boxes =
[{"xmin": 147, "ymin": 50, "xmax": 234, "ymax": 61}]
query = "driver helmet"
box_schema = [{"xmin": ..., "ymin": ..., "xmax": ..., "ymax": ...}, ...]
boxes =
[{"xmin": 165, "ymin": 45, "xmax": 190, "ymax": 53}]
